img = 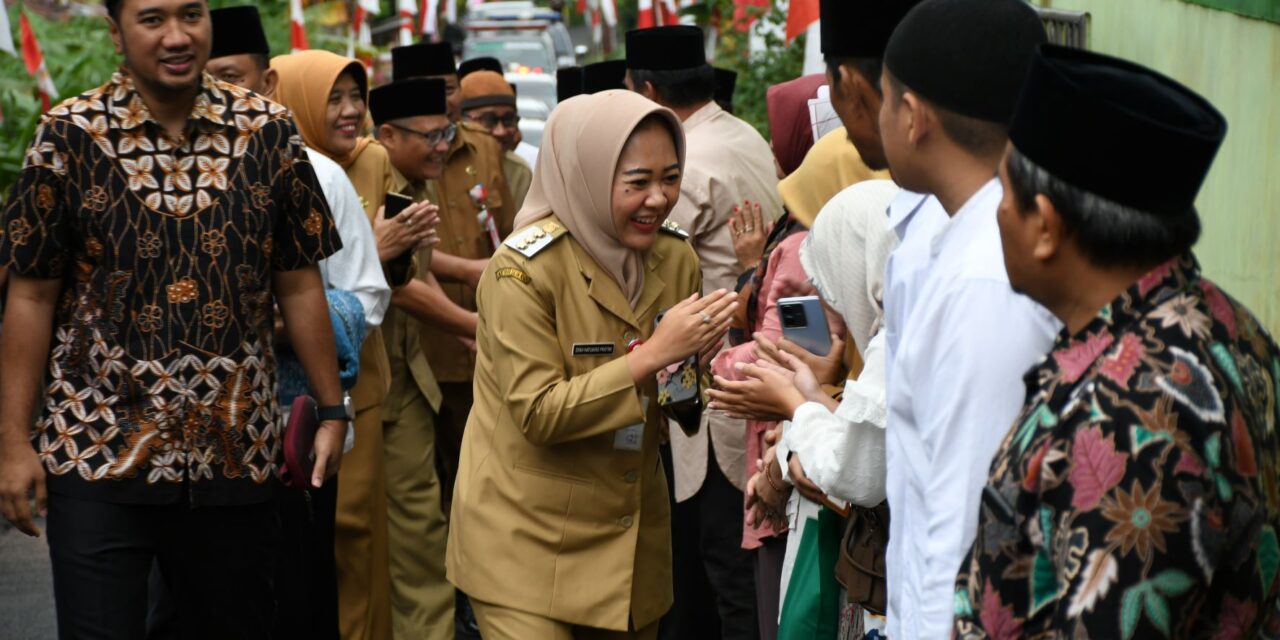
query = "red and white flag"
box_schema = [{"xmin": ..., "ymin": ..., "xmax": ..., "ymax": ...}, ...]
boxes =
[
  {"xmin": 349, "ymin": 0, "xmax": 380, "ymax": 56},
  {"xmin": 20, "ymin": 10, "xmax": 57, "ymax": 111},
  {"xmin": 421, "ymin": 0, "xmax": 439, "ymax": 36},
  {"xmin": 637, "ymin": 0, "xmax": 654, "ymax": 28},
  {"xmin": 600, "ymin": 0, "xmax": 617, "ymax": 26},
  {"xmin": 398, "ymin": 0, "xmax": 417, "ymax": 46},
  {"xmin": 290, "ymin": 0, "xmax": 309, "ymax": 52},
  {"xmin": 786, "ymin": 0, "xmax": 819, "ymax": 42}
]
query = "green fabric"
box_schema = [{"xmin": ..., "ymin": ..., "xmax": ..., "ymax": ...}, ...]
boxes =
[
  {"xmin": 1181, "ymin": 0, "xmax": 1280, "ymax": 23},
  {"xmin": 778, "ymin": 508, "xmax": 843, "ymax": 640}
]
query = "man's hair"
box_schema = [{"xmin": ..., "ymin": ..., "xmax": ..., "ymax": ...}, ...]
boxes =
[
  {"xmin": 826, "ymin": 57, "xmax": 883, "ymax": 96},
  {"xmin": 105, "ymin": 0, "xmax": 123, "ymax": 20},
  {"xmin": 885, "ymin": 73, "xmax": 1006, "ymax": 158},
  {"xmin": 629, "ymin": 64, "xmax": 716, "ymax": 109},
  {"xmin": 1006, "ymin": 147, "xmax": 1201, "ymax": 268},
  {"xmin": 248, "ymin": 53, "xmax": 269, "ymax": 72}
]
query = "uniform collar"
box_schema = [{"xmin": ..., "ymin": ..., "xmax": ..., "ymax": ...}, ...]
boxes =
[{"xmin": 565, "ymin": 221, "xmax": 669, "ymax": 330}]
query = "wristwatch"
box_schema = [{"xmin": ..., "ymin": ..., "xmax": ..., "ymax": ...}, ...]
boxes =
[{"xmin": 316, "ymin": 400, "xmax": 351, "ymax": 422}]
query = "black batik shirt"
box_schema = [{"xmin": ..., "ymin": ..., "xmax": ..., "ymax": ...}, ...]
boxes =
[
  {"xmin": 0, "ymin": 69, "xmax": 341, "ymax": 505},
  {"xmin": 953, "ymin": 255, "xmax": 1280, "ymax": 639}
]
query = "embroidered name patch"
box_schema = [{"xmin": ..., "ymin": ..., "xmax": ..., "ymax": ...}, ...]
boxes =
[
  {"xmin": 573, "ymin": 343, "xmax": 616, "ymax": 356},
  {"xmin": 494, "ymin": 267, "xmax": 531, "ymax": 284}
]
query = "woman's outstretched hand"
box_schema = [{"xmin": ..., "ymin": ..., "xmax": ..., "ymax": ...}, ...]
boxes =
[{"xmin": 629, "ymin": 290, "xmax": 737, "ymax": 382}]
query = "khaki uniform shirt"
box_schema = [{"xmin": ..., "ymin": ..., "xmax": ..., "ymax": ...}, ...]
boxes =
[
  {"xmin": 380, "ymin": 166, "xmax": 444, "ymax": 419},
  {"xmin": 344, "ymin": 141, "xmax": 397, "ymax": 414},
  {"xmin": 503, "ymin": 150, "xmax": 533, "ymax": 212},
  {"xmin": 667, "ymin": 101, "xmax": 782, "ymax": 500},
  {"xmin": 446, "ymin": 218, "xmax": 700, "ymax": 630},
  {"xmin": 421, "ymin": 124, "xmax": 514, "ymax": 383}
]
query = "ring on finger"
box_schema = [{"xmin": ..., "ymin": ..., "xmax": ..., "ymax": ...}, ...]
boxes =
[
  {"xmin": 700, "ymin": 312, "xmax": 713, "ymax": 324},
  {"xmin": 744, "ymin": 226, "xmax": 754, "ymax": 232}
]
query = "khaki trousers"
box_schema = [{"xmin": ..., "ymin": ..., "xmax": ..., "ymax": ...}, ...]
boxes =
[
  {"xmin": 336, "ymin": 404, "xmax": 393, "ymax": 640},
  {"xmin": 384, "ymin": 390, "xmax": 454, "ymax": 640},
  {"xmin": 471, "ymin": 599, "xmax": 659, "ymax": 640}
]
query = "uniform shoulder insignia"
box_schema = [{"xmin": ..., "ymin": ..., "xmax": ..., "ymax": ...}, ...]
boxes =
[
  {"xmin": 504, "ymin": 220, "xmax": 567, "ymax": 258},
  {"xmin": 659, "ymin": 219, "xmax": 690, "ymax": 239}
]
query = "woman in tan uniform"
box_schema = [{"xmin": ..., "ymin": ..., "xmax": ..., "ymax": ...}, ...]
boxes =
[
  {"xmin": 445, "ymin": 91, "xmax": 736, "ymax": 638},
  {"xmin": 272, "ymin": 50, "xmax": 435, "ymax": 640}
]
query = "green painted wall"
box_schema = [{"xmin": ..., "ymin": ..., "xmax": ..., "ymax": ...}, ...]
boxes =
[{"xmin": 1034, "ymin": 0, "xmax": 1280, "ymax": 334}]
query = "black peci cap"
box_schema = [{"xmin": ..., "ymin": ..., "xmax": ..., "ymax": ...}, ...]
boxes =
[
  {"xmin": 391, "ymin": 42, "xmax": 457, "ymax": 80},
  {"xmin": 210, "ymin": 6, "xmax": 270, "ymax": 59},
  {"xmin": 1010, "ymin": 45, "xmax": 1227, "ymax": 217},
  {"xmin": 884, "ymin": 0, "xmax": 1046, "ymax": 123},
  {"xmin": 626, "ymin": 25, "xmax": 707, "ymax": 71},
  {"xmin": 459, "ymin": 56, "xmax": 504, "ymax": 79},
  {"xmin": 819, "ymin": 0, "xmax": 923, "ymax": 59},
  {"xmin": 583, "ymin": 60, "xmax": 627, "ymax": 94},
  {"xmin": 714, "ymin": 67, "xmax": 737, "ymax": 109},
  {"xmin": 557, "ymin": 66, "xmax": 584, "ymax": 102},
  {"xmin": 370, "ymin": 77, "xmax": 449, "ymax": 125}
]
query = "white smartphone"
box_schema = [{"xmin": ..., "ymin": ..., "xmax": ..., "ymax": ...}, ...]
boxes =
[{"xmin": 778, "ymin": 296, "xmax": 832, "ymax": 356}]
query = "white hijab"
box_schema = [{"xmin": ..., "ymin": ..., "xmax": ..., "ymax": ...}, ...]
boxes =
[{"xmin": 799, "ymin": 179, "xmax": 901, "ymax": 356}]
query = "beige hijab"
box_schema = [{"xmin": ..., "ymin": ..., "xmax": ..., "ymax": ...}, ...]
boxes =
[
  {"xmin": 514, "ymin": 90, "xmax": 685, "ymax": 308},
  {"xmin": 270, "ymin": 51, "xmax": 371, "ymax": 169}
]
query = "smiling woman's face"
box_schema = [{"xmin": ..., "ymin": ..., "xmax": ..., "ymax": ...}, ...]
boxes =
[
  {"xmin": 325, "ymin": 71, "xmax": 365, "ymax": 157},
  {"xmin": 611, "ymin": 117, "xmax": 682, "ymax": 252}
]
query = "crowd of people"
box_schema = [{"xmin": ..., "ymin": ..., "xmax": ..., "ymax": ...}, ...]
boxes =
[{"xmin": 0, "ymin": 0, "xmax": 1278, "ymax": 638}]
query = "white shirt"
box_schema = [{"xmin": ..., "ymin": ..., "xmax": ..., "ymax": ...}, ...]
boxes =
[
  {"xmin": 305, "ymin": 149, "xmax": 390, "ymax": 330},
  {"xmin": 884, "ymin": 179, "xmax": 1059, "ymax": 640},
  {"xmin": 515, "ymin": 141, "xmax": 539, "ymax": 169},
  {"xmin": 777, "ymin": 330, "xmax": 888, "ymax": 508},
  {"xmin": 883, "ymin": 190, "xmax": 948, "ymax": 383}
]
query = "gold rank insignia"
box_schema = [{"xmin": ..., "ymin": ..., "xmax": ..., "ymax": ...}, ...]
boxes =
[
  {"xmin": 659, "ymin": 219, "xmax": 690, "ymax": 239},
  {"xmin": 504, "ymin": 219, "xmax": 567, "ymax": 258}
]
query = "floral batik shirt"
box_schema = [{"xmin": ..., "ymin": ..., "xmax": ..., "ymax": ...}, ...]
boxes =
[
  {"xmin": 0, "ymin": 69, "xmax": 341, "ymax": 506},
  {"xmin": 953, "ymin": 255, "xmax": 1280, "ymax": 639}
]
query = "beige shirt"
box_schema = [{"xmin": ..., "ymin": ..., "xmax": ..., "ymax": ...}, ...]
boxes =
[{"xmin": 666, "ymin": 101, "xmax": 782, "ymax": 500}]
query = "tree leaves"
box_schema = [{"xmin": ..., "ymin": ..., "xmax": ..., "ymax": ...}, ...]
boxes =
[{"xmin": 1069, "ymin": 425, "xmax": 1129, "ymax": 511}]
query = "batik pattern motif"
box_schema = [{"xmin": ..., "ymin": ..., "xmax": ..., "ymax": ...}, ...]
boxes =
[
  {"xmin": 0, "ymin": 69, "xmax": 340, "ymax": 504},
  {"xmin": 953, "ymin": 255, "xmax": 1280, "ymax": 639}
]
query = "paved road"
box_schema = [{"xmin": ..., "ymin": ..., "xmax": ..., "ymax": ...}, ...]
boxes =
[{"xmin": 0, "ymin": 519, "xmax": 57, "ymax": 639}]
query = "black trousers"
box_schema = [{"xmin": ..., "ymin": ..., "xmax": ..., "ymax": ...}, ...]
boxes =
[
  {"xmin": 46, "ymin": 492, "xmax": 280, "ymax": 640},
  {"xmin": 659, "ymin": 444, "xmax": 759, "ymax": 640}
]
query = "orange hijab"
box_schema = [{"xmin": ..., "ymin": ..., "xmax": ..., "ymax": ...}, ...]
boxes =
[{"xmin": 270, "ymin": 51, "xmax": 371, "ymax": 169}]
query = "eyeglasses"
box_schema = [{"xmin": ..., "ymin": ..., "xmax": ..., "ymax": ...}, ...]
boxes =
[
  {"xmin": 466, "ymin": 112, "xmax": 520, "ymax": 130},
  {"xmin": 388, "ymin": 121, "xmax": 457, "ymax": 147}
]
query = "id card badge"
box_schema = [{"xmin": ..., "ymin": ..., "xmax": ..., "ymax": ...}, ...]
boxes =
[{"xmin": 613, "ymin": 424, "xmax": 644, "ymax": 451}]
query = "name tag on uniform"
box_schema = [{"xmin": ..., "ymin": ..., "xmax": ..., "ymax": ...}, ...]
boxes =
[
  {"xmin": 573, "ymin": 342, "xmax": 615, "ymax": 356},
  {"xmin": 613, "ymin": 424, "xmax": 644, "ymax": 451}
]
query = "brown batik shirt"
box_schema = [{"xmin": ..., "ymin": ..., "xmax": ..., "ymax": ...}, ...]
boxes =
[{"xmin": 0, "ymin": 69, "xmax": 341, "ymax": 505}]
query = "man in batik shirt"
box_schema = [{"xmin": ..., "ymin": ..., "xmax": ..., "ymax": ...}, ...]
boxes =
[
  {"xmin": 954, "ymin": 45, "xmax": 1280, "ymax": 639},
  {"xmin": 0, "ymin": 0, "xmax": 345, "ymax": 636}
]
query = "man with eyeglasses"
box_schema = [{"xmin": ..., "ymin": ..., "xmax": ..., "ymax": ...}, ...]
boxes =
[
  {"xmin": 459, "ymin": 70, "xmax": 532, "ymax": 211},
  {"xmin": 370, "ymin": 75, "xmax": 460, "ymax": 640},
  {"xmin": 387, "ymin": 42, "xmax": 513, "ymax": 526}
]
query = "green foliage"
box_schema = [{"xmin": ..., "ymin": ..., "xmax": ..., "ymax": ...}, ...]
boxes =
[
  {"xmin": 0, "ymin": 1, "xmax": 343, "ymax": 195},
  {"xmin": 0, "ymin": 5, "xmax": 122, "ymax": 194},
  {"xmin": 681, "ymin": 0, "xmax": 804, "ymax": 139}
]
